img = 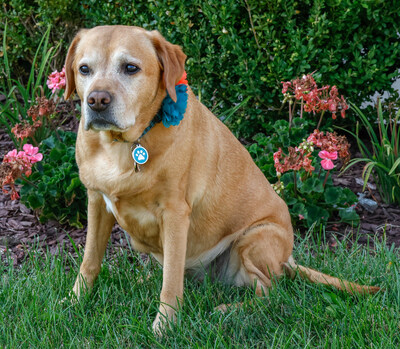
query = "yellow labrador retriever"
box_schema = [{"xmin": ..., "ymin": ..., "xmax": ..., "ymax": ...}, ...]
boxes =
[{"xmin": 64, "ymin": 25, "xmax": 379, "ymax": 333}]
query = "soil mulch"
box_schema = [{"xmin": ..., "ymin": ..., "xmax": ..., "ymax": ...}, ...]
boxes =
[
  {"xmin": 331, "ymin": 165, "xmax": 400, "ymax": 247},
  {"xmin": 1, "ymin": 123, "xmax": 399, "ymax": 267}
]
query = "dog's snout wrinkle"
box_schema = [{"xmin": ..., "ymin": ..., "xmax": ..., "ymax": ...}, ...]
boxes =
[{"xmin": 87, "ymin": 90, "xmax": 112, "ymax": 112}]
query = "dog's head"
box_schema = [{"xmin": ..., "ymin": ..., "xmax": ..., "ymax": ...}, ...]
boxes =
[{"xmin": 64, "ymin": 26, "xmax": 186, "ymax": 140}]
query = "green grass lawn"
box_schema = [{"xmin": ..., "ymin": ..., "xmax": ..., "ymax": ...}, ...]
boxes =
[{"xmin": 1, "ymin": 231, "xmax": 399, "ymax": 348}]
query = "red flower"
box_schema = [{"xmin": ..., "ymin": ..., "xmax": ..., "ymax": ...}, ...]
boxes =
[
  {"xmin": 281, "ymin": 74, "xmax": 348, "ymax": 120},
  {"xmin": 11, "ymin": 120, "xmax": 42, "ymax": 140},
  {"xmin": 273, "ymin": 145, "xmax": 315, "ymax": 176}
]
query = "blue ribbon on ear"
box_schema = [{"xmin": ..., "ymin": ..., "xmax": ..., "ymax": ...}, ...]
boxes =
[{"xmin": 160, "ymin": 84, "xmax": 188, "ymax": 128}]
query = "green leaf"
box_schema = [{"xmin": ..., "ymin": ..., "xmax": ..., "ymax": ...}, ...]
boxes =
[
  {"xmin": 324, "ymin": 186, "xmax": 342, "ymax": 205},
  {"xmin": 341, "ymin": 188, "xmax": 358, "ymax": 205},
  {"xmin": 27, "ymin": 194, "xmax": 45, "ymax": 210},
  {"xmin": 291, "ymin": 202, "xmax": 308, "ymax": 219},
  {"xmin": 300, "ymin": 177, "xmax": 324, "ymax": 194},
  {"xmin": 285, "ymin": 196, "xmax": 298, "ymax": 206},
  {"xmin": 306, "ymin": 204, "xmax": 329, "ymax": 227},
  {"xmin": 339, "ymin": 207, "xmax": 360, "ymax": 225},
  {"xmin": 42, "ymin": 135, "xmax": 56, "ymax": 149},
  {"xmin": 49, "ymin": 146, "xmax": 65, "ymax": 162},
  {"xmin": 65, "ymin": 177, "xmax": 82, "ymax": 193},
  {"xmin": 388, "ymin": 157, "xmax": 400, "ymax": 175}
]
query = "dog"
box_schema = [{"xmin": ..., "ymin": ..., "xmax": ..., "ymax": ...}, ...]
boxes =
[{"xmin": 64, "ymin": 25, "xmax": 380, "ymax": 334}]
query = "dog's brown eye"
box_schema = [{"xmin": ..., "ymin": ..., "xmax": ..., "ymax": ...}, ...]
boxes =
[
  {"xmin": 79, "ymin": 65, "xmax": 90, "ymax": 75},
  {"xmin": 125, "ymin": 64, "xmax": 140, "ymax": 75}
]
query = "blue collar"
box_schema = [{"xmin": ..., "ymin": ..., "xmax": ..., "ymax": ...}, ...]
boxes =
[{"xmin": 138, "ymin": 84, "xmax": 188, "ymax": 141}]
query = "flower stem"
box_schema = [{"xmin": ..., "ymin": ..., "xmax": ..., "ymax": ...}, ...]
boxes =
[
  {"xmin": 316, "ymin": 110, "xmax": 325, "ymax": 130},
  {"xmin": 300, "ymin": 97, "xmax": 303, "ymax": 119},
  {"xmin": 20, "ymin": 176, "xmax": 38, "ymax": 189},
  {"xmin": 323, "ymin": 170, "xmax": 330, "ymax": 188}
]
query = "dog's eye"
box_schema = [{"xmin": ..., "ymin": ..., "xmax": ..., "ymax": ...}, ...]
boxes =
[
  {"xmin": 79, "ymin": 65, "xmax": 90, "ymax": 75},
  {"xmin": 125, "ymin": 64, "xmax": 140, "ymax": 75}
]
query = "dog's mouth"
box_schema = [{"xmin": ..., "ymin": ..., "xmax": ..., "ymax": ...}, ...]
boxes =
[
  {"xmin": 85, "ymin": 119, "xmax": 125, "ymax": 132},
  {"xmin": 84, "ymin": 111, "xmax": 127, "ymax": 132}
]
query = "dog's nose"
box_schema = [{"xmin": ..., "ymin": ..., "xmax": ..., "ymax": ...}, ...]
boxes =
[{"xmin": 87, "ymin": 91, "xmax": 112, "ymax": 112}]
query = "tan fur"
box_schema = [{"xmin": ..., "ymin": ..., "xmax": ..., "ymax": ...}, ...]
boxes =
[{"xmin": 64, "ymin": 25, "xmax": 380, "ymax": 334}]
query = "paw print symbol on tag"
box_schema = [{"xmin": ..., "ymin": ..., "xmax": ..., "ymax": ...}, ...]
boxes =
[{"xmin": 132, "ymin": 145, "xmax": 149, "ymax": 165}]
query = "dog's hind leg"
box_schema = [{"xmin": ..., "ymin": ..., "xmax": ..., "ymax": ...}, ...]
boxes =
[
  {"xmin": 215, "ymin": 223, "xmax": 293, "ymax": 312},
  {"xmin": 234, "ymin": 223, "xmax": 293, "ymax": 292}
]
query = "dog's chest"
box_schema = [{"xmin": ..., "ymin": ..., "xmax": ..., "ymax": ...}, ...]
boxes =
[
  {"xmin": 79, "ymin": 145, "xmax": 156, "ymax": 199},
  {"xmin": 102, "ymin": 193, "xmax": 155, "ymax": 226},
  {"xmin": 79, "ymin": 150, "xmax": 162, "ymax": 253},
  {"xmin": 102, "ymin": 192, "xmax": 161, "ymax": 253}
]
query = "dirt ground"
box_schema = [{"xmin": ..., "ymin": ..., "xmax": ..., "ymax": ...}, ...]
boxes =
[{"xmin": 1, "ymin": 122, "xmax": 399, "ymax": 267}]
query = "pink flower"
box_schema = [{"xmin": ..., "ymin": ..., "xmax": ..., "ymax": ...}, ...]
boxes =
[
  {"xmin": 320, "ymin": 159, "xmax": 335, "ymax": 170},
  {"xmin": 318, "ymin": 150, "xmax": 338, "ymax": 160},
  {"xmin": 23, "ymin": 144, "xmax": 43, "ymax": 163},
  {"xmin": 1, "ymin": 144, "xmax": 43, "ymax": 201},
  {"xmin": 47, "ymin": 67, "xmax": 66, "ymax": 93},
  {"xmin": 299, "ymin": 214, "xmax": 305, "ymax": 220},
  {"xmin": 5, "ymin": 149, "xmax": 17, "ymax": 160},
  {"xmin": 319, "ymin": 150, "xmax": 337, "ymax": 170}
]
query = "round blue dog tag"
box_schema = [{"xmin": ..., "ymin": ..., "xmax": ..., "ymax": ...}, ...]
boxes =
[{"xmin": 132, "ymin": 145, "xmax": 148, "ymax": 165}]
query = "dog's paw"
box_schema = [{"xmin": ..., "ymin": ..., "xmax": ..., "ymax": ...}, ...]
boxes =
[
  {"xmin": 152, "ymin": 313, "xmax": 167, "ymax": 337},
  {"xmin": 214, "ymin": 302, "xmax": 247, "ymax": 314},
  {"xmin": 214, "ymin": 303, "xmax": 232, "ymax": 314},
  {"xmin": 152, "ymin": 305, "xmax": 177, "ymax": 336},
  {"xmin": 60, "ymin": 291, "xmax": 79, "ymax": 306}
]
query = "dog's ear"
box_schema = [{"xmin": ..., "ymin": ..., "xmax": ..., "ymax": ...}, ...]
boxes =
[
  {"xmin": 149, "ymin": 30, "xmax": 186, "ymax": 102},
  {"xmin": 64, "ymin": 29, "xmax": 87, "ymax": 100}
]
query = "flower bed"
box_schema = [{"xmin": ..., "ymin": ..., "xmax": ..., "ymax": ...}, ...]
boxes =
[{"xmin": 0, "ymin": 35, "xmax": 399, "ymax": 266}]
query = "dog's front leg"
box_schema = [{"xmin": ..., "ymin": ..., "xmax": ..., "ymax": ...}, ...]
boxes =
[
  {"xmin": 73, "ymin": 190, "xmax": 115, "ymax": 299},
  {"xmin": 152, "ymin": 205, "xmax": 190, "ymax": 335}
]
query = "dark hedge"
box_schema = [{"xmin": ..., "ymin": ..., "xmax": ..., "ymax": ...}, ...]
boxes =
[{"xmin": 1, "ymin": 0, "xmax": 399, "ymax": 136}]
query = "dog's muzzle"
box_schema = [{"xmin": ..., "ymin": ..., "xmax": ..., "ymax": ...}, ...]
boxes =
[{"xmin": 84, "ymin": 90, "xmax": 122, "ymax": 131}]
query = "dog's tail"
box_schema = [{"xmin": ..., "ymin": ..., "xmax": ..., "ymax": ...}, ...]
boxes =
[{"xmin": 283, "ymin": 256, "xmax": 380, "ymax": 295}]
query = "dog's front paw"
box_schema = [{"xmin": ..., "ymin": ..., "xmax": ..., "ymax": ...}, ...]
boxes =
[
  {"xmin": 152, "ymin": 313, "xmax": 166, "ymax": 337},
  {"xmin": 152, "ymin": 305, "xmax": 176, "ymax": 336},
  {"xmin": 72, "ymin": 273, "xmax": 91, "ymax": 300},
  {"xmin": 60, "ymin": 290, "xmax": 79, "ymax": 306}
]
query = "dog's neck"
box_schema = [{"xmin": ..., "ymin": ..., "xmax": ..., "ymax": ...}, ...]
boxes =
[
  {"xmin": 112, "ymin": 72, "xmax": 188, "ymax": 145},
  {"xmin": 109, "ymin": 73, "xmax": 189, "ymax": 171}
]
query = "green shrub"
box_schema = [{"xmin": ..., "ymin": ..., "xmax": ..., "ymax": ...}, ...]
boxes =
[
  {"xmin": 1, "ymin": 1, "xmax": 399, "ymax": 137},
  {"xmin": 18, "ymin": 130, "xmax": 87, "ymax": 228},
  {"xmin": 279, "ymin": 164, "xmax": 359, "ymax": 228}
]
